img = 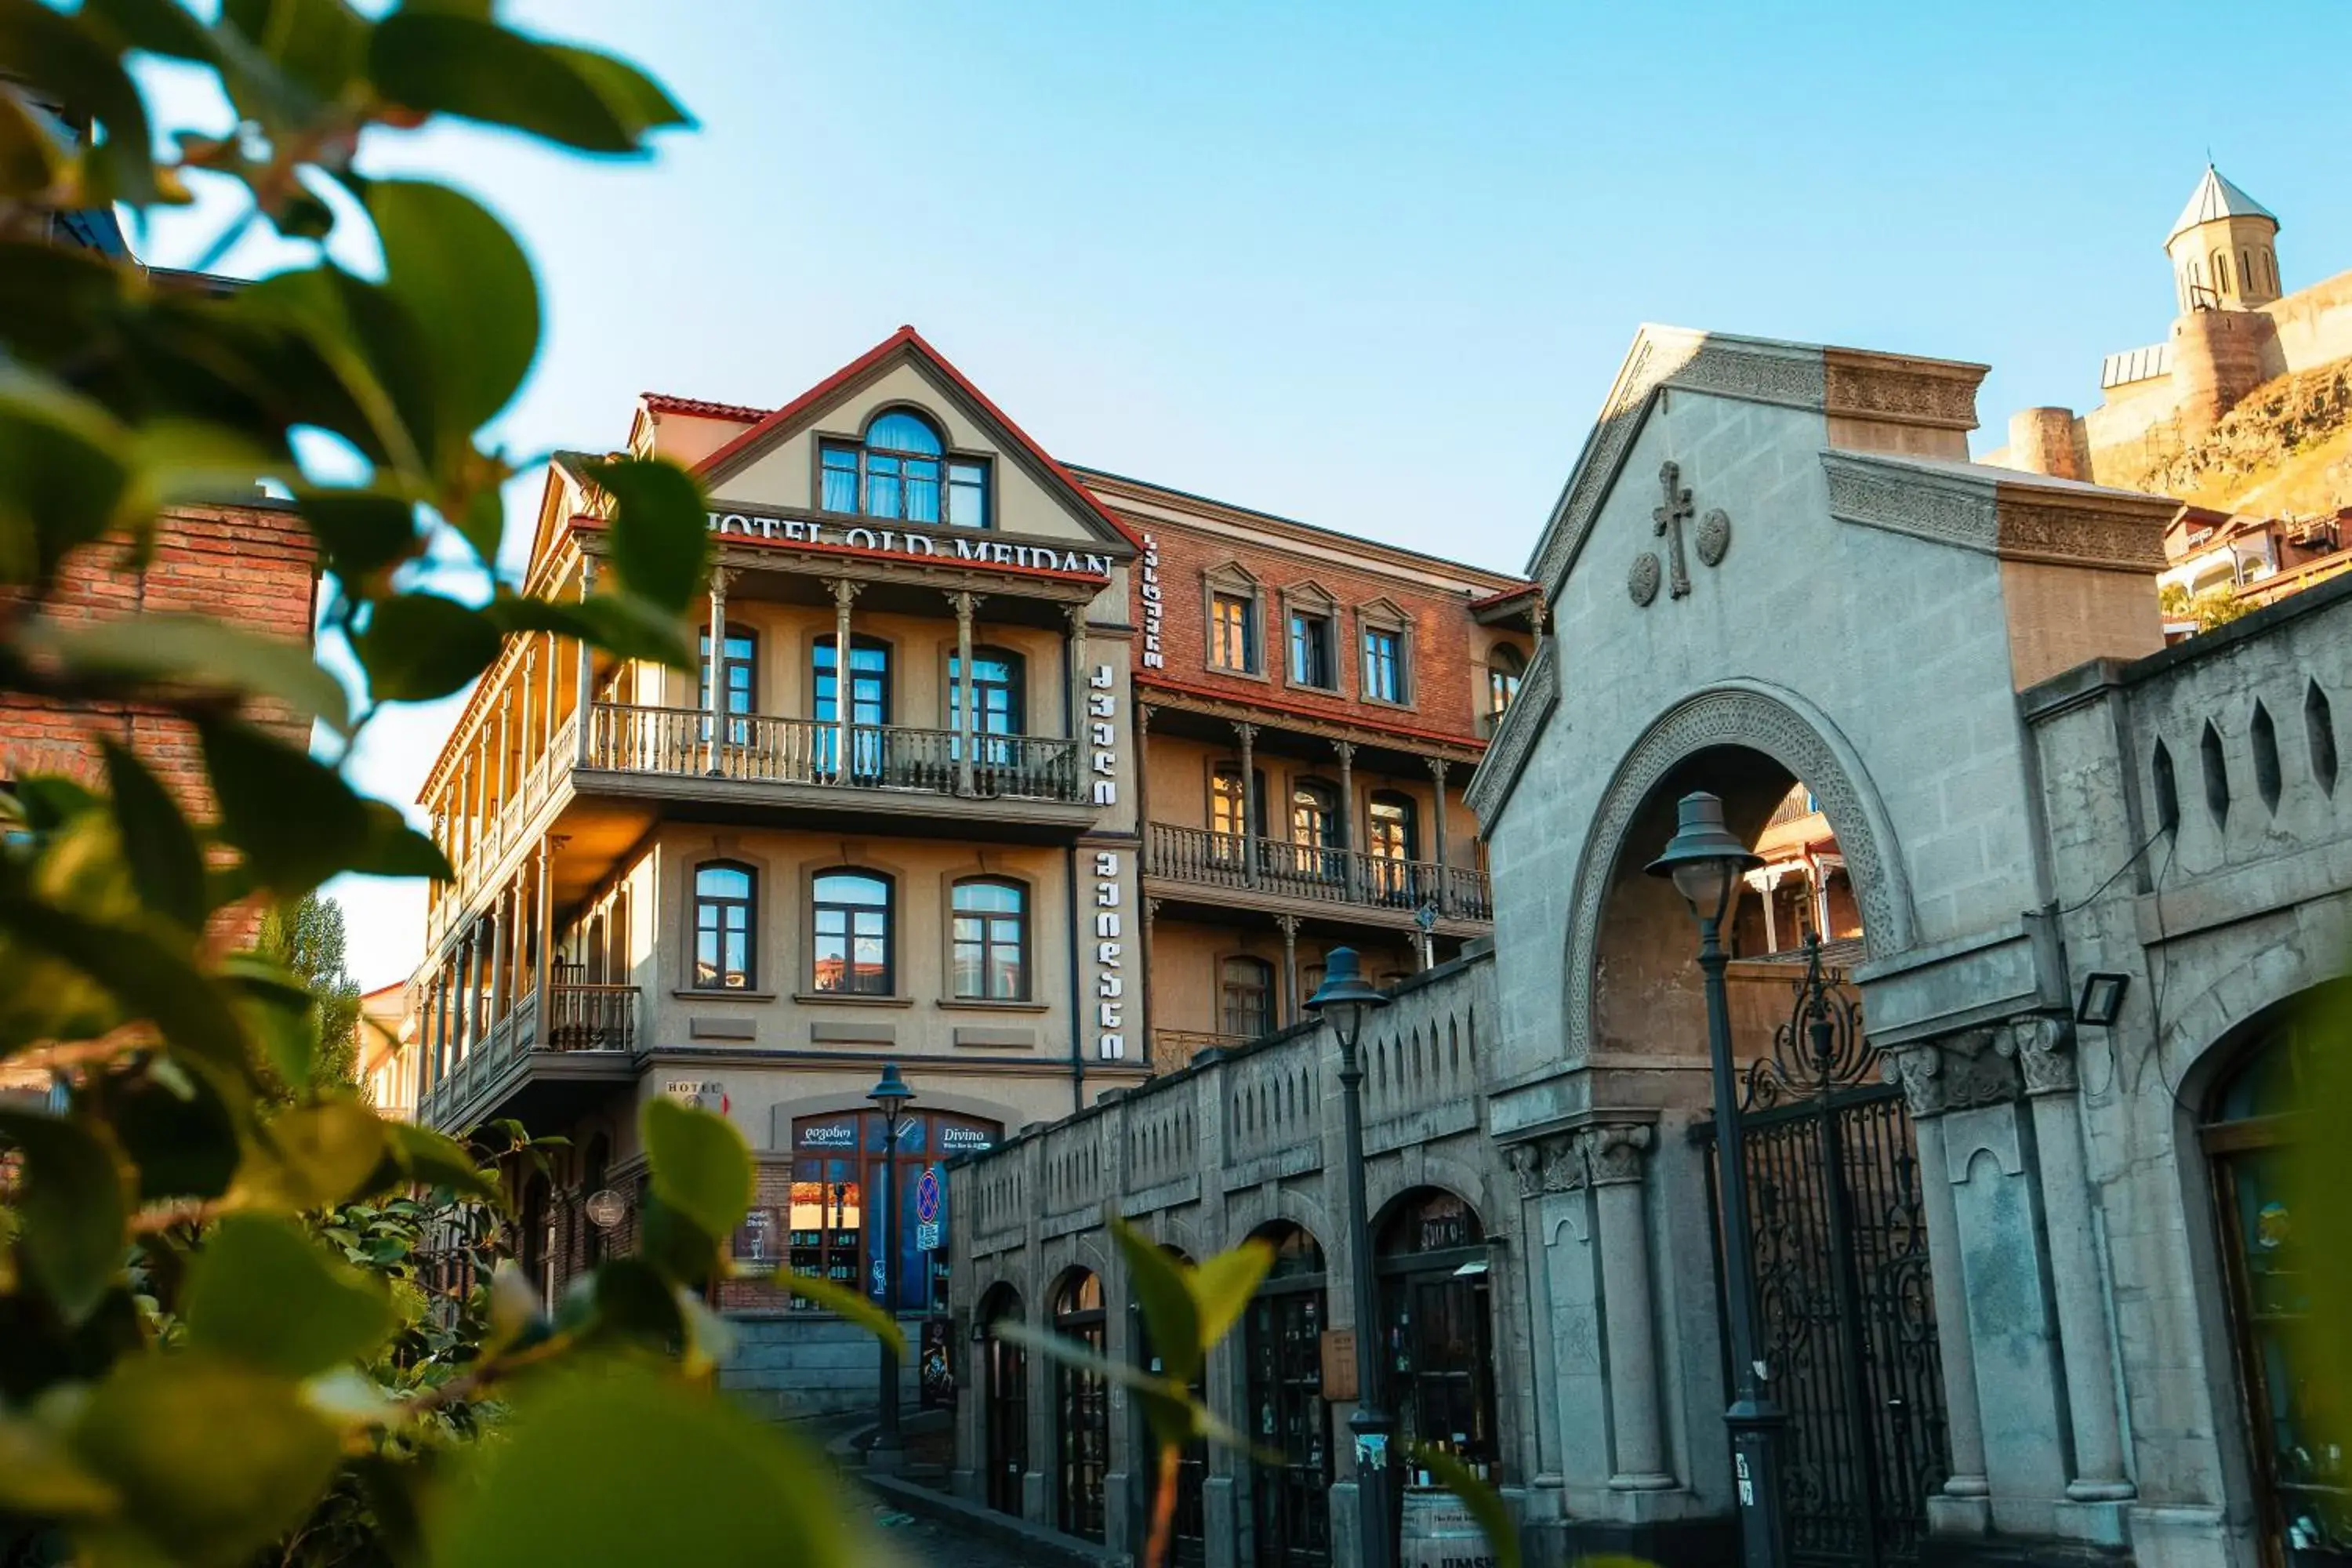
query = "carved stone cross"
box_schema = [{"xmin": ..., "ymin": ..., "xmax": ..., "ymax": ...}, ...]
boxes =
[{"xmin": 1653, "ymin": 460, "xmax": 1694, "ymax": 600}]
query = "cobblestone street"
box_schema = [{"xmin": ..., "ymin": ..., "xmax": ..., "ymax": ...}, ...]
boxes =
[{"xmin": 863, "ymin": 1499, "xmax": 1036, "ymax": 1568}]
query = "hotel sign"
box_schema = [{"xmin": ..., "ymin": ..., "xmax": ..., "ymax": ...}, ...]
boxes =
[{"xmin": 704, "ymin": 510, "xmax": 1114, "ymax": 578}]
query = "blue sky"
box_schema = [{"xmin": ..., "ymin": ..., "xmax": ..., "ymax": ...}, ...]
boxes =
[{"xmin": 135, "ymin": 0, "xmax": 2352, "ymax": 986}]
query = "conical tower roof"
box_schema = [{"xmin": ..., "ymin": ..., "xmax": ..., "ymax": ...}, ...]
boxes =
[{"xmin": 2168, "ymin": 165, "xmax": 2278, "ymax": 244}]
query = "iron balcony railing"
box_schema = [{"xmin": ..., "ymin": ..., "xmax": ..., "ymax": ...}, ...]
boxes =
[
  {"xmin": 1144, "ymin": 822, "xmax": 1493, "ymax": 921},
  {"xmin": 584, "ymin": 702, "xmax": 1085, "ymax": 804},
  {"xmin": 544, "ymin": 983, "xmax": 638, "ymax": 1053}
]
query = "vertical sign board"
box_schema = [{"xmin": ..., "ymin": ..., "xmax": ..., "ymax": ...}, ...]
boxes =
[
  {"xmin": 1137, "ymin": 534, "xmax": 1164, "ymax": 670},
  {"xmin": 1086, "ymin": 660, "xmax": 1131, "ymax": 1061}
]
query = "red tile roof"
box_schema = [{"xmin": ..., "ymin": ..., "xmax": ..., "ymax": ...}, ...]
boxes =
[{"xmin": 641, "ymin": 392, "xmax": 771, "ymax": 422}]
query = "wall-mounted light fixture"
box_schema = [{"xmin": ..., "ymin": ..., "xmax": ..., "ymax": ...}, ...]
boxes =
[{"xmin": 2076, "ymin": 972, "xmax": 2130, "ymax": 1028}]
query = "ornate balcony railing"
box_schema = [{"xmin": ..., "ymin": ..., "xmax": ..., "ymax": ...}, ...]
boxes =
[
  {"xmin": 544, "ymin": 983, "xmax": 638, "ymax": 1053},
  {"xmin": 1143, "ymin": 822, "xmax": 1493, "ymax": 921},
  {"xmin": 584, "ymin": 702, "xmax": 1084, "ymax": 804}
]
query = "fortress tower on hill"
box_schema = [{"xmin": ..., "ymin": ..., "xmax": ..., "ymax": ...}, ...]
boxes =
[{"xmin": 1992, "ymin": 164, "xmax": 2352, "ymax": 485}]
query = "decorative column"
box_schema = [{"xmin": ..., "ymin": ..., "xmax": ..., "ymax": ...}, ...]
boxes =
[
  {"xmin": 1427, "ymin": 757, "xmax": 1452, "ymax": 916},
  {"xmin": 533, "ymin": 837, "xmax": 558, "ymax": 1043},
  {"xmin": 492, "ymin": 685, "xmax": 513, "ymax": 852},
  {"xmin": 541, "ymin": 630, "xmax": 558, "ymax": 755},
  {"xmin": 705, "ymin": 565, "xmax": 732, "ymax": 775},
  {"xmin": 953, "ymin": 590, "xmax": 979, "ymax": 797},
  {"xmin": 573, "ymin": 557, "xmax": 598, "ymax": 766},
  {"xmin": 1234, "ymin": 722, "xmax": 1260, "ymax": 888},
  {"xmin": 521, "ymin": 645, "xmax": 541, "ymax": 776},
  {"xmin": 827, "ymin": 577, "xmax": 859, "ymax": 783},
  {"xmin": 1135, "ymin": 703, "xmax": 1156, "ymax": 865},
  {"xmin": 2002, "ymin": 1018, "xmax": 2135, "ymax": 1512},
  {"xmin": 455, "ymin": 927, "xmax": 479, "ymax": 1063},
  {"xmin": 434, "ymin": 959, "xmax": 454, "ymax": 1084},
  {"xmin": 1334, "ymin": 740, "xmax": 1359, "ymax": 902},
  {"xmin": 1508, "ymin": 1133, "xmax": 1609, "ymax": 1497},
  {"xmin": 1583, "ymin": 1122, "xmax": 1675, "ymax": 1490},
  {"xmin": 487, "ymin": 887, "xmax": 512, "ymax": 1029},
  {"xmin": 1276, "ymin": 914, "xmax": 1301, "ymax": 1029},
  {"xmin": 1064, "ymin": 602, "xmax": 1088, "ymax": 739}
]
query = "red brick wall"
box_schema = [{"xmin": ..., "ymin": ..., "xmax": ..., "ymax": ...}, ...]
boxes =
[
  {"xmin": 0, "ymin": 503, "xmax": 318, "ymax": 802},
  {"xmin": 1126, "ymin": 513, "xmax": 1512, "ymax": 745}
]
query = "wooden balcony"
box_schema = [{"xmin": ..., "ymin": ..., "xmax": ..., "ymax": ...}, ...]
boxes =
[
  {"xmin": 574, "ymin": 702, "xmax": 1093, "ymax": 828},
  {"xmin": 1142, "ymin": 822, "xmax": 1493, "ymax": 928},
  {"xmin": 416, "ymin": 983, "xmax": 641, "ymax": 1135}
]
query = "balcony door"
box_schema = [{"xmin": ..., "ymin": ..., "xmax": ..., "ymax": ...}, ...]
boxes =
[
  {"xmin": 699, "ymin": 622, "xmax": 756, "ymax": 745},
  {"xmin": 1287, "ymin": 780, "xmax": 1341, "ymax": 884},
  {"xmin": 1367, "ymin": 792, "xmax": 1418, "ymax": 906},
  {"xmin": 950, "ymin": 647, "xmax": 1024, "ymax": 770},
  {"xmin": 815, "ymin": 634, "xmax": 891, "ymax": 781}
]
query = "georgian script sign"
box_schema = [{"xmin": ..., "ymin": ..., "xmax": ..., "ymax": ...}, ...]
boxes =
[{"xmin": 703, "ymin": 509, "xmax": 1115, "ymax": 578}]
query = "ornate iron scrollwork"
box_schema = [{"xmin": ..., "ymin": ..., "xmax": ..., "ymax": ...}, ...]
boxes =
[{"xmin": 1744, "ymin": 934, "xmax": 1871, "ymax": 1111}]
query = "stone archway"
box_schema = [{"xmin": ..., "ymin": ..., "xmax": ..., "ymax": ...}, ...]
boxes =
[{"xmin": 1562, "ymin": 681, "xmax": 1916, "ymax": 1064}]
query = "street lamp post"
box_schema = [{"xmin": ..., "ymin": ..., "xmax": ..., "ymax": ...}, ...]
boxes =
[
  {"xmin": 1304, "ymin": 947, "xmax": 1396, "ymax": 1568},
  {"xmin": 1646, "ymin": 790, "xmax": 1784, "ymax": 1568},
  {"xmin": 866, "ymin": 1062, "xmax": 915, "ymax": 1474}
]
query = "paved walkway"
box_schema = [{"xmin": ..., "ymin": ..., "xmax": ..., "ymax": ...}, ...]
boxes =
[{"xmin": 865, "ymin": 1499, "xmax": 1036, "ymax": 1568}]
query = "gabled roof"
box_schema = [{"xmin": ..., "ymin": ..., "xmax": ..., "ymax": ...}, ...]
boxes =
[
  {"xmin": 641, "ymin": 392, "xmax": 771, "ymax": 423},
  {"xmin": 693, "ymin": 325, "xmax": 1140, "ymax": 551},
  {"xmin": 2169, "ymin": 165, "xmax": 2278, "ymax": 244}
]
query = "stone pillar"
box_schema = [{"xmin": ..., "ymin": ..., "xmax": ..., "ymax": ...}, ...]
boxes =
[
  {"xmin": 573, "ymin": 557, "xmax": 598, "ymax": 767},
  {"xmin": 1427, "ymin": 757, "xmax": 1451, "ymax": 916},
  {"xmin": 1508, "ymin": 1134, "xmax": 1608, "ymax": 1498},
  {"xmin": 705, "ymin": 564, "xmax": 732, "ymax": 775},
  {"xmin": 1585, "ymin": 1123, "xmax": 1674, "ymax": 1490},
  {"xmin": 827, "ymin": 577, "xmax": 859, "ymax": 782},
  {"xmin": 2002, "ymin": 1019, "xmax": 2135, "ymax": 1531},
  {"xmin": 953, "ymin": 590, "xmax": 978, "ymax": 797},
  {"xmin": 1888, "ymin": 1030, "xmax": 2068, "ymax": 1540},
  {"xmin": 1235, "ymin": 722, "xmax": 1259, "ymax": 887},
  {"xmin": 1334, "ymin": 740, "xmax": 1359, "ymax": 902},
  {"xmin": 1276, "ymin": 914, "xmax": 1300, "ymax": 1028}
]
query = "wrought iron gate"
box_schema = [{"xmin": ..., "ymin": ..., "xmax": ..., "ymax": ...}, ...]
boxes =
[{"xmin": 1699, "ymin": 941, "xmax": 1951, "ymax": 1568}]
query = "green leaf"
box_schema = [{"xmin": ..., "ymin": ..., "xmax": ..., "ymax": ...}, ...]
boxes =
[
  {"xmin": 586, "ymin": 456, "xmax": 708, "ymax": 615},
  {"xmin": 383, "ymin": 1120, "xmax": 498, "ymax": 1201},
  {"xmin": 9, "ymin": 772, "xmax": 98, "ymax": 830},
  {"xmin": 482, "ymin": 586, "xmax": 695, "ymax": 668},
  {"xmin": 633, "ymin": 1192, "xmax": 720, "ymax": 1288},
  {"xmin": 298, "ymin": 489, "xmax": 419, "ymax": 584},
  {"xmin": 198, "ymin": 717, "xmax": 371, "ymax": 895},
  {"xmin": 84, "ymin": 0, "xmax": 220, "ymax": 62},
  {"xmin": 368, "ymin": 180, "xmax": 540, "ymax": 438},
  {"xmin": 1112, "ymin": 1214, "xmax": 1201, "ymax": 1385},
  {"xmin": 110, "ymin": 1061, "xmax": 244, "ymax": 1201},
  {"xmin": 367, "ymin": 14, "xmax": 638, "ymax": 154},
  {"xmin": 234, "ymin": 1099, "xmax": 387, "ymax": 1210},
  {"xmin": 184, "ymin": 1215, "xmax": 398, "ymax": 1377},
  {"xmin": 430, "ymin": 1365, "xmax": 864, "ymax": 1568},
  {"xmin": 585, "ymin": 1257, "xmax": 684, "ymax": 1346},
  {"xmin": 991, "ymin": 1319, "xmax": 1247, "ymax": 1451},
  {"xmin": 69, "ymin": 1353, "xmax": 341, "ymax": 1568},
  {"xmin": 220, "ymin": 0, "xmax": 371, "ymax": 107},
  {"xmin": 768, "ymin": 1270, "xmax": 906, "ymax": 1359},
  {"xmin": 1411, "ymin": 1443, "xmax": 1523, "ymax": 1568},
  {"xmin": 101, "ymin": 741, "xmax": 207, "ymax": 932},
  {"xmin": 542, "ymin": 43, "xmax": 692, "ymax": 138},
  {"xmin": 0, "ymin": 0, "xmax": 160, "ymax": 202},
  {"xmin": 1187, "ymin": 1237, "xmax": 1274, "ymax": 1356},
  {"xmin": 0, "ymin": 1414, "xmax": 121, "ymax": 1518},
  {"xmin": 0, "ymin": 368, "xmax": 131, "ymax": 585},
  {"xmin": 0, "ymin": 1110, "xmax": 126, "ymax": 1325},
  {"xmin": 350, "ymin": 800, "xmax": 454, "ymax": 882},
  {"xmin": 641, "ymin": 1096, "xmax": 753, "ymax": 1247},
  {"xmin": 0, "ymin": 894, "xmax": 252, "ymax": 1075},
  {"xmin": 32, "ymin": 613, "xmax": 353, "ymax": 735},
  {"xmin": 356, "ymin": 590, "xmax": 502, "ymax": 702},
  {"xmin": 0, "ymin": 80, "xmax": 64, "ymax": 197}
]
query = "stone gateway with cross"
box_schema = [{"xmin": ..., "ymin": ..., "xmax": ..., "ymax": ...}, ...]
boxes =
[{"xmin": 1629, "ymin": 459, "xmax": 1732, "ymax": 605}]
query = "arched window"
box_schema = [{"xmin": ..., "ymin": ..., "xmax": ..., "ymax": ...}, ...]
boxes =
[
  {"xmin": 980, "ymin": 1283, "xmax": 1028, "ymax": 1517},
  {"xmin": 1376, "ymin": 1189, "xmax": 1497, "ymax": 1476},
  {"xmin": 1221, "ymin": 956, "xmax": 1272, "ymax": 1040},
  {"xmin": 2215, "ymin": 249, "xmax": 2233, "ymax": 296},
  {"xmin": 1486, "ymin": 644, "xmax": 1526, "ymax": 717},
  {"xmin": 692, "ymin": 862, "xmax": 756, "ymax": 990},
  {"xmin": 2201, "ymin": 1005, "xmax": 2349, "ymax": 1562},
  {"xmin": 1052, "ymin": 1270, "xmax": 1109, "ymax": 1541},
  {"xmin": 1290, "ymin": 779, "xmax": 1339, "ymax": 851},
  {"xmin": 1243, "ymin": 1221, "xmax": 1329, "ymax": 1564},
  {"xmin": 699, "ymin": 622, "xmax": 756, "ymax": 742},
  {"xmin": 811, "ymin": 869, "xmax": 893, "ymax": 995},
  {"xmin": 818, "ymin": 408, "xmax": 990, "ymax": 528},
  {"xmin": 1210, "ymin": 765, "xmax": 1264, "ymax": 842},
  {"xmin": 952, "ymin": 877, "xmax": 1028, "ymax": 1000}
]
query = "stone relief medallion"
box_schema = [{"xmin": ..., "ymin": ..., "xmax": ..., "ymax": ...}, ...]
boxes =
[
  {"xmin": 1695, "ymin": 507, "xmax": 1731, "ymax": 568},
  {"xmin": 1628, "ymin": 551, "xmax": 1661, "ymax": 606}
]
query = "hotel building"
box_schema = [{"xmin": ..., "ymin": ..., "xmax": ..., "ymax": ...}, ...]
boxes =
[{"xmin": 403, "ymin": 327, "xmax": 1529, "ymax": 1410}]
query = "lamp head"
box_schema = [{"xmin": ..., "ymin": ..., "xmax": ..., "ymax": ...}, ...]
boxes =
[
  {"xmin": 1305, "ymin": 946, "xmax": 1390, "ymax": 1048},
  {"xmin": 1644, "ymin": 791, "xmax": 1763, "ymax": 927},
  {"xmin": 866, "ymin": 1062, "xmax": 914, "ymax": 1115}
]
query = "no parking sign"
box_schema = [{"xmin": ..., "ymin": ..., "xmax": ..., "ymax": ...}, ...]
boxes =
[{"xmin": 915, "ymin": 1166, "xmax": 942, "ymax": 1252}]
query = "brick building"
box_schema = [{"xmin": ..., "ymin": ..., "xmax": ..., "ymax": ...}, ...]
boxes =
[{"xmin": 399, "ymin": 325, "xmax": 1529, "ymax": 1414}]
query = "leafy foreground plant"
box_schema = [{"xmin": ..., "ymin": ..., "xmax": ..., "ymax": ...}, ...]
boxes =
[{"xmin": 0, "ymin": 3, "xmax": 898, "ymax": 1565}]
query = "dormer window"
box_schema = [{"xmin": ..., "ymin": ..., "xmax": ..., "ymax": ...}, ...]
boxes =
[{"xmin": 819, "ymin": 408, "xmax": 990, "ymax": 528}]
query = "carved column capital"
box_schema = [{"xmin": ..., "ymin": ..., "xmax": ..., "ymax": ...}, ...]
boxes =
[
  {"xmin": 1504, "ymin": 1132, "xmax": 1587, "ymax": 1198},
  {"xmin": 1274, "ymin": 914, "xmax": 1301, "ymax": 939},
  {"xmin": 1232, "ymin": 720, "xmax": 1258, "ymax": 749},
  {"xmin": 708, "ymin": 564, "xmax": 736, "ymax": 597},
  {"xmin": 1579, "ymin": 1122, "xmax": 1654, "ymax": 1185},
  {"xmin": 1332, "ymin": 739, "xmax": 1357, "ymax": 767},
  {"xmin": 1996, "ymin": 1015, "xmax": 2078, "ymax": 1096},
  {"xmin": 1881, "ymin": 1028, "xmax": 2021, "ymax": 1119},
  {"xmin": 1427, "ymin": 755, "xmax": 1450, "ymax": 786},
  {"xmin": 826, "ymin": 577, "xmax": 862, "ymax": 608},
  {"xmin": 1137, "ymin": 702, "xmax": 1155, "ymax": 735}
]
